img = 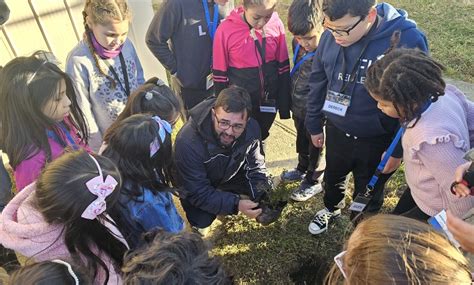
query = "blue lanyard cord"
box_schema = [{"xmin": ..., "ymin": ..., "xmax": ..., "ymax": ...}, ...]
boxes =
[
  {"xmin": 202, "ymin": 0, "xmax": 219, "ymax": 41},
  {"xmin": 366, "ymin": 127, "xmax": 405, "ymax": 190},
  {"xmin": 47, "ymin": 122, "xmax": 78, "ymax": 150},
  {"xmin": 366, "ymin": 101, "xmax": 432, "ymax": 193},
  {"xmin": 290, "ymin": 44, "xmax": 315, "ymax": 77}
]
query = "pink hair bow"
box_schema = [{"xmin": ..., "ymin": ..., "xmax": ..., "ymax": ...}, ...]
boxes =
[{"xmin": 81, "ymin": 154, "xmax": 118, "ymax": 220}]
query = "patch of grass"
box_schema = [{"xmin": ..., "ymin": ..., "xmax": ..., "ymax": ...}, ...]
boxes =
[
  {"xmin": 211, "ymin": 182, "xmax": 352, "ymax": 284},
  {"xmin": 389, "ymin": 0, "xmax": 474, "ymax": 83}
]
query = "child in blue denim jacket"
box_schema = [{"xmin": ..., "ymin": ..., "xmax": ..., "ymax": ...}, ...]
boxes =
[{"xmin": 102, "ymin": 113, "xmax": 184, "ymax": 248}]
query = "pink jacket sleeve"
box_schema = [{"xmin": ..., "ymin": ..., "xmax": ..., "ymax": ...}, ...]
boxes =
[{"xmin": 14, "ymin": 151, "xmax": 47, "ymax": 191}]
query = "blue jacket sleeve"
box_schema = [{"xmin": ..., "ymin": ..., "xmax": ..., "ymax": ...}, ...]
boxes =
[
  {"xmin": 174, "ymin": 138, "xmax": 240, "ymax": 215},
  {"xmin": 305, "ymin": 38, "xmax": 328, "ymax": 135},
  {"xmin": 245, "ymin": 139, "xmax": 271, "ymax": 200},
  {"xmin": 132, "ymin": 192, "xmax": 184, "ymax": 234}
]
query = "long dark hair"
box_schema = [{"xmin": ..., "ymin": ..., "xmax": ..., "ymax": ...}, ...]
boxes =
[
  {"xmin": 0, "ymin": 52, "xmax": 88, "ymax": 168},
  {"xmin": 103, "ymin": 77, "xmax": 184, "ymax": 143},
  {"xmin": 34, "ymin": 150, "xmax": 127, "ymax": 285},
  {"xmin": 102, "ymin": 113, "xmax": 173, "ymax": 200},
  {"xmin": 365, "ymin": 33, "xmax": 445, "ymax": 125}
]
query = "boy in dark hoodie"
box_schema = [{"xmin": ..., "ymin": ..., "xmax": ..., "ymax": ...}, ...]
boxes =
[
  {"xmin": 306, "ymin": 0, "xmax": 428, "ymax": 234},
  {"xmin": 281, "ymin": 0, "xmax": 325, "ymax": 202},
  {"xmin": 146, "ymin": 0, "xmax": 232, "ymax": 111}
]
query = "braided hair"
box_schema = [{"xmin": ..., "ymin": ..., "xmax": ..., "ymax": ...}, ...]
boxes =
[
  {"xmin": 82, "ymin": 0, "xmax": 131, "ymax": 89},
  {"xmin": 365, "ymin": 32, "xmax": 445, "ymax": 126}
]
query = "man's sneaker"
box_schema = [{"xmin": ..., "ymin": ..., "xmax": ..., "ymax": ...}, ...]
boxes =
[
  {"xmin": 308, "ymin": 208, "xmax": 341, "ymax": 235},
  {"xmin": 281, "ymin": 168, "xmax": 304, "ymax": 182},
  {"xmin": 290, "ymin": 181, "xmax": 323, "ymax": 202}
]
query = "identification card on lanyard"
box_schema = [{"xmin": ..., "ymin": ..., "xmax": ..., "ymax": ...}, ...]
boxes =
[
  {"xmin": 103, "ymin": 53, "xmax": 130, "ymax": 97},
  {"xmin": 323, "ymin": 39, "xmax": 371, "ymax": 117},
  {"xmin": 206, "ymin": 73, "xmax": 214, "ymax": 90},
  {"xmin": 250, "ymin": 29, "xmax": 274, "ymax": 113},
  {"xmin": 322, "ymin": 90, "xmax": 351, "ymax": 117}
]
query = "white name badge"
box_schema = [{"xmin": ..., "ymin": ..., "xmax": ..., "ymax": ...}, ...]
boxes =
[
  {"xmin": 322, "ymin": 90, "xmax": 351, "ymax": 117},
  {"xmin": 260, "ymin": 106, "xmax": 277, "ymax": 113},
  {"xmin": 206, "ymin": 73, "xmax": 214, "ymax": 90},
  {"xmin": 259, "ymin": 98, "xmax": 277, "ymax": 113},
  {"xmin": 428, "ymin": 210, "xmax": 461, "ymax": 248}
]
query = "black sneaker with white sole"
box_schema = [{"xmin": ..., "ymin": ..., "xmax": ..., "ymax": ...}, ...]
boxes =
[{"xmin": 308, "ymin": 208, "xmax": 341, "ymax": 235}]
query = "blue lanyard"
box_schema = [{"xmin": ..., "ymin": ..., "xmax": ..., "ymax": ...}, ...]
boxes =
[
  {"xmin": 47, "ymin": 122, "xmax": 78, "ymax": 150},
  {"xmin": 366, "ymin": 127, "xmax": 405, "ymax": 190},
  {"xmin": 290, "ymin": 44, "xmax": 315, "ymax": 77},
  {"xmin": 366, "ymin": 101, "xmax": 432, "ymax": 190},
  {"xmin": 202, "ymin": 0, "xmax": 219, "ymax": 41}
]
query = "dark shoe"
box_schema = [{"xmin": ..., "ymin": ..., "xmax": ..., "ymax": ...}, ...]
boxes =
[{"xmin": 256, "ymin": 200, "xmax": 287, "ymax": 226}]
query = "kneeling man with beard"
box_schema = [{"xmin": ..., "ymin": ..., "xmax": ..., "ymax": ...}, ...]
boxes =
[{"xmin": 174, "ymin": 86, "xmax": 284, "ymax": 231}]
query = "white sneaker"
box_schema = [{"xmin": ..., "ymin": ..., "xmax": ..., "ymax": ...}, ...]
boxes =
[
  {"xmin": 290, "ymin": 181, "xmax": 323, "ymax": 202},
  {"xmin": 308, "ymin": 208, "xmax": 341, "ymax": 235}
]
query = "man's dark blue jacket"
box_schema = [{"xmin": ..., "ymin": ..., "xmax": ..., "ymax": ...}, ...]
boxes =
[{"xmin": 174, "ymin": 97, "xmax": 269, "ymax": 221}]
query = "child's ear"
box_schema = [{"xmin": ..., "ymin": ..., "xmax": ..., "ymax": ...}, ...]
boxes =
[
  {"xmin": 85, "ymin": 15, "xmax": 93, "ymax": 29},
  {"xmin": 367, "ymin": 7, "xmax": 377, "ymax": 23}
]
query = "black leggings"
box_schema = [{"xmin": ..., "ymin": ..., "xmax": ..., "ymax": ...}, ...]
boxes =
[{"xmin": 393, "ymin": 187, "xmax": 430, "ymax": 222}]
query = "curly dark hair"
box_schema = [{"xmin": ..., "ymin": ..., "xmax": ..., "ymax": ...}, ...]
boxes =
[
  {"xmin": 122, "ymin": 229, "xmax": 233, "ymax": 285},
  {"xmin": 365, "ymin": 32, "xmax": 445, "ymax": 125}
]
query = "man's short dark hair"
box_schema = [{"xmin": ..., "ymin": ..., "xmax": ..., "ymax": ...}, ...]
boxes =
[
  {"xmin": 215, "ymin": 86, "xmax": 252, "ymax": 116},
  {"xmin": 323, "ymin": 0, "xmax": 375, "ymax": 21},
  {"xmin": 288, "ymin": 0, "xmax": 323, "ymax": 36}
]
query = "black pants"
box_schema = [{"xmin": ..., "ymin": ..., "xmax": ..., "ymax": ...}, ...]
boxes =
[
  {"xmin": 181, "ymin": 170, "xmax": 264, "ymax": 228},
  {"xmin": 393, "ymin": 187, "xmax": 430, "ymax": 221},
  {"xmin": 294, "ymin": 116, "xmax": 322, "ymax": 184},
  {"xmin": 252, "ymin": 109, "xmax": 276, "ymax": 141},
  {"xmin": 323, "ymin": 122, "xmax": 394, "ymax": 212},
  {"xmin": 0, "ymin": 156, "xmax": 12, "ymax": 212},
  {"xmin": 0, "ymin": 156, "xmax": 19, "ymax": 273},
  {"xmin": 170, "ymin": 77, "xmax": 213, "ymax": 111}
]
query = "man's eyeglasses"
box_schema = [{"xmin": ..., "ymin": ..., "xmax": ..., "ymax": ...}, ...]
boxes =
[
  {"xmin": 323, "ymin": 16, "xmax": 364, "ymax": 37},
  {"xmin": 214, "ymin": 113, "xmax": 246, "ymax": 133}
]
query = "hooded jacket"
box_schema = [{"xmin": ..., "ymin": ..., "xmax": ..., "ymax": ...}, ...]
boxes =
[
  {"xmin": 290, "ymin": 40, "xmax": 315, "ymax": 120},
  {"xmin": 174, "ymin": 97, "xmax": 269, "ymax": 220},
  {"xmin": 305, "ymin": 3, "xmax": 429, "ymax": 138},
  {"xmin": 14, "ymin": 119, "xmax": 89, "ymax": 191},
  {"xmin": 212, "ymin": 7, "xmax": 291, "ymax": 119},
  {"xmin": 0, "ymin": 183, "xmax": 124, "ymax": 284},
  {"xmin": 146, "ymin": 0, "xmax": 227, "ymax": 90}
]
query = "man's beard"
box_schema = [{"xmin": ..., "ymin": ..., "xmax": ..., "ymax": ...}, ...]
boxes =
[{"xmin": 218, "ymin": 132, "xmax": 236, "ymax": 147}]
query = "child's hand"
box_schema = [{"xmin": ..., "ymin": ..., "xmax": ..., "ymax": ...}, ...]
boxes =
[
  {"xmin": 447, "ymin": 210, "xmax": 474, "ymax": 253},
  {"xmin": 451, "ymin": 162, "xmax": 472, "ymax": 197},
  {"xmin": 311, "ymin": 133, "xmax": 324, "ymax": 148},
  {"xmin": 380, "ymin": 152, "xmax": 402, "ymax": 174}
]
